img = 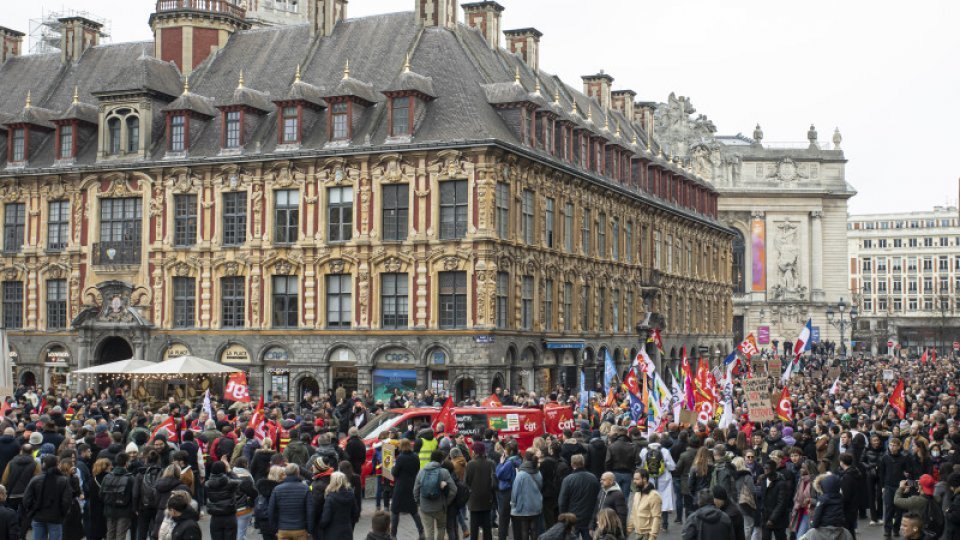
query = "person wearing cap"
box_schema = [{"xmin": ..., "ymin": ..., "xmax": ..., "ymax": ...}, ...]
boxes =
[
  {"xmin": 894, "ymin": 473, "xmax": 939, "ymax": 516},
  {"xmin": 28, "ymin": 432, "xmax": 43, "ymax": 460}
]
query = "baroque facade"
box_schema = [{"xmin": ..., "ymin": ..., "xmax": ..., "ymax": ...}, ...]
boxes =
[
  {"xmin": 848, "ymin": 206, "xmax": 960, "ymax": 356},
  {"xmin": 648, "ymin": 94, "xmax": 856, "ymax": 351},
  {"xmin": 0, "ymin": 0, "xmax": 733, "ymax": 401}
]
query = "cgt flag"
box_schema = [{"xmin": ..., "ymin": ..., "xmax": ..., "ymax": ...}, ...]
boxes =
[
  {"xmin": 481, "ymin": 394, "xmax": 502, "ymax": 407},
  {"xmin": 225, "ymin": 372, "xmax": 251, "ymax": 403},
  {"xmin": 889, "ymin": 379, "xmax": 906, "ymax": 419},
  {"xmin": 431, "ymin": 397, "xmax": 457, "ymax": 433},
  {"xmin": 776, "ymin": 386, "xmax": 793, "ymax": 422}
]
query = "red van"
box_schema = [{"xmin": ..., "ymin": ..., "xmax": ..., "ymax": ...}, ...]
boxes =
[{"xmin": 344, "ymin": 405, "xmax": 559, "ymax": 481}]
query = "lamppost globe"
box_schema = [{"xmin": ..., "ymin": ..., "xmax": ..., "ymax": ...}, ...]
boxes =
[
  {"xmin": 850, "ymin": 307, "xmax": 858, "ymax": 321},
  {"xmin": 826, "ymin": 307, "xmax": 835, "ymax": 322},
  {"xmin": 838, "ymin": 297, "xmax": 846, "ymax": 313}
]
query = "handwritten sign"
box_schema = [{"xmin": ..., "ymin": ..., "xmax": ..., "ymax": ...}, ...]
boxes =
[
  {"xmin": 883, "ymin": 369, "xmax": 894, "ymax": 380},
  {"xmin": 743, "ymin": 378, "xmax": 775, "ymax": 423},
  {"xmin": 767, "ymin": 359, "xmax": 782, "ymax": 378},
  {"xmin": 455, "ymin": 414, "xmax": 488, "ymax": 437},
  {"xmin": 381, "ymin": 442, "xmax": 396, "ymax": 482}
]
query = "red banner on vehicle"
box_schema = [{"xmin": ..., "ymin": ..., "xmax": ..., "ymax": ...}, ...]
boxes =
[{"xmin": 543, "ymin": 403, "xmax": 575, "ymax": 435}]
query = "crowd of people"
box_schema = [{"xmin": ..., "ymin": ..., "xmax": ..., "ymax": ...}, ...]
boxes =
[{"xmin": 1, "ymin": 352, "xmax": 959, "ymax": 540}]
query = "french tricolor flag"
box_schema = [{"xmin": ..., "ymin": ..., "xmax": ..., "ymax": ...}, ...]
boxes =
[{"xmin": 793, "ymin": 318, "xmax": 813, "ymax": 358}]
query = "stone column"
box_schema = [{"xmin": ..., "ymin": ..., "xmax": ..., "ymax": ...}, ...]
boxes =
[
  {"xmin": 810, "ymin": 211, "xmax": 824, "ymax": 301},
  {"xmin": 75, "ymin": 335, "xmax": 92, "ymax": 393}
]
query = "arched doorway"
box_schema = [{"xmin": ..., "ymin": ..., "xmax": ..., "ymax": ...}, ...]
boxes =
[
  {"xmin": 298, "ymin": 376, "xmax": 320, "ymax": 402},
  {"xmin": 491, "ymin": 372, "xmax": 504, "ymax": 394},
  {"xmin": 456, "ymin": 377, "xmax": 476, "ymax": 402},
  {"xmin": 19, "ymin": 370, "xmax": 36, "ymax": 388},
  {"xmin": 96, "ymin": 337, "xmax": 133, "ymax": 365}
]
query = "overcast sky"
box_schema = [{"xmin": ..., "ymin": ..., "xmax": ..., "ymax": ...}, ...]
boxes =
[{"xmin": 5, "ymin": 0, "xmax": 958, "ymax": 214}]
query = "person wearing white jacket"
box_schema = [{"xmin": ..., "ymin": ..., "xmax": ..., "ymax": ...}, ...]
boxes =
[{"xmin": 639, "ymin": 434, "xmax": 678, "ymax": 530}]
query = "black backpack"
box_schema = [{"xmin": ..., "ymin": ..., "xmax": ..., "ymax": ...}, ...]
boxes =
[
  {"xmin": 101, "ymin": 472, "xmax": 132, "ymax": 508},
  {"xmin": 254, "ymin": 494, "xmax": 270, "ymax": 523},
  {"xmin": 453, "ymin": 478, "xmax": 470, "ymax": 508},
  {"xmin": 139, "ymin": 466, "xmax": 162, "ymax": 509},
  {"xmin": 922, "ymin": 495, "xmax": 945, "ymax": 540}
]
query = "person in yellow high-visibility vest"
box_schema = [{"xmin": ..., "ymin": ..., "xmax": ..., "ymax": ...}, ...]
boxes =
[{"xmin": 415, "ymin": 426, "xmax": 438, "ymax": 469}]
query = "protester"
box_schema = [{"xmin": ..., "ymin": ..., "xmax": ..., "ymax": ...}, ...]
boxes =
[
  {"xmin": 101, "ymin": 452, "xmax": 137, "ymax": 540},
  {"xmin": 465, "ymin": 440, "xmax": 496, "ymax": 540},
  {"xmin": 510, "ymin": 449, "xmax": 543, "ymax": 540},
  {"xmin": 267, "ymin": 463, "xmax": 312, "ymax": 540},
  {"xmin": 559, "ymin": 454, "xmax": 600, "ymax": 540},
  {"xmin": 319, "ymin": 471, "xmax": 359, "ymax": 538},
  {"xmin": 627, "ymin": 469, "xmax": 662, "ymax": 540},
  {"xmin": 683, "ymin": 489, "xmax": 735, "ymax": 540},
  {"xmin": 596, "ymin": 472, "xmax": 628, "ymax": 531},
  {"xmin": 166, "ymin": 491, "xmax": 201, "ymax": 540},
  {"xmin": 414, "ymin": 449, "xmax": 457, "ymax": 540},
  {"xmin": 540, "ymin": 513, "xmax": 579, "ymax": 540},
  {"xmin": 391, "ymin": 438, "xmax": 425, "ymax": 539},
  {"xmin": 23, "ymin": 455, "xmax": 73, "ymax": 540}
]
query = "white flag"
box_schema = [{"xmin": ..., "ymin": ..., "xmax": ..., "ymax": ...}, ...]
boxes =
[
  {"xmin": 203, "ymin": 389, "xmax": 213, "ymax": 418},
  {"xmin": 781, "ymin": 356, "xmax": 795, "ymax": 383},
  {"xmin": 829, "ymin": 377, "xmax": 840, "ymax": 396},
  {"xmin": 718, "ymin": 398, "xmax": 735, "ymax": 429}
]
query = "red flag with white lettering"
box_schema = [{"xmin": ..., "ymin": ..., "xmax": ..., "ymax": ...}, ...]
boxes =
[
  {"xmin": 432, "ymin": 397, "xmax": 456, "ymax": 434},
  {"xmin": 481, "ymin": 394, "xmax": 502, "ymax": 407},
  {"xmin": 225, "ymin": 372, "xmax": 251, "ymax": 403},
  {"xmin": 776, "ymin": 387, "xmax": 793, "ymax": 422}
]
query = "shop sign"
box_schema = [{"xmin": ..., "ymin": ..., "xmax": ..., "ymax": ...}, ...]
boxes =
[
  {"xmin": 263, "ymin": 347, "xmax": 289, "ymax": 363},
  {"xmin": 221, "ymin": 344, "xmax": 251, "ymax": 365},
  {"xmin": 377, "ymin": 348, "xmax": 414, "ymax": 365},
  {"xmin": 332, "ymin": 348, "xmax": 357, "ymax": 363},
  {"xmin": 163, "ymin": 343, "xmax": 191, "ymax": 361},
  {"xmin": 45, "ymin": 349, "xmax": 71, "ymax": 364}
]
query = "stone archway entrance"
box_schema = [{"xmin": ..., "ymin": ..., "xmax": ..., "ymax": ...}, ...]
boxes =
[{"xmin": 96, "ymin": 337, "xmax": 133, "ymax": 365}]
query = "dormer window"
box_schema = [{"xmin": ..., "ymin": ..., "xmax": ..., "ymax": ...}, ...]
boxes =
[
  {"xmin": 281, "ymin": 106, "xmax": 299, "ymax": 144},
  {"xmin": 103, "ymin": 108, "xmax": 140, "ymax": 158},
  {"xmin": 126, "ymin": 117, "xmax": 139, "ymax": 152},
  {"xmin": 107, "ymin": 119, "xmax": 120, "ymax": 155},
  {"xmin": 57, "ymin": 124, "xmax": 73, "ymax": 159},
  {"xmin": 390, "ymin": 97, "xmax": 411, "ymax": 137},
  {"xmin": 10, "ymin": 128, "xmax": 24, "ymax": 162},
  {"xmin": 169, "ymin": 114, "xmax": 186, "ymax": 152},
  {"xmin": 330, "ymin": 102, "xmax": 349, "ymax": 141},
  {"xmin": 224, "ymin": 110, "xmax": 241, "ymax": 149}
]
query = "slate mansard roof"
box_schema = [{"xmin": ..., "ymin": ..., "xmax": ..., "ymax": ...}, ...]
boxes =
[{"xmin": 0, "ymin": 10, "xmax": 719, "ymax": 206}]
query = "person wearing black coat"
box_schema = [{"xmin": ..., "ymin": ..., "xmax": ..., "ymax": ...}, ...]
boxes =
[
  {"xmin": 319, "ymin": 472, "xmax": 360, "ymax": 538},
  {"xmin": 0, "ymin": 429, "xmax": 20, "ymax": 480},
  {"xmin": 811, "ymin": 474, "xmax": 847, "ymax": 530},
  {"xmin": 878, "ymin": 438, "xmax": 916, "ymax": 538},
  {"xmin": 596, "ymin": 472, "xmax": 628, "ymax": 531},
  {"xmin": 606, "ymin": 429, "xmax": 637, "ymax": 495},
  {"xmin": 862, "ymin": 435, "xmax": 885, "ymax": 524},
  {"xmin": 390, "ymin": 440, "xmax": 425, "ymax": 539},
  {"xmin": 151, "ymin": 467, "xmax": 190, "ymax": 539},
  {"xmin": 760, "ymin": 460, "xmax": 790, "ymax": 540},
  {"xmin": 540, "ymin": 442, "xmax": 561, "ymax": 528},
  {"xmin": 22, "ymin": 456, "xmax": 73, "ymax": 539},
  {"xmin": 587, "ymin": 436, "xmax": 607, "ymax": 479},
  {"xmin": 838, "ymin": 455, "xmax": 864, "ymax": 537},
  {"xmin": 465, "ymin": 441, "xmax": 496, "ymax": 540},
  {"xmin": 344, "ymin": 429, "xmax": 367, "ymax": 477},
  {"xmin": 166, "ymin": 493, "xmax": 202, "ymax": 540},
  {"xmin": 714, "ymin": 485, "xmax": 746, "ymax": 540},
  {"xmin": 558, "ymin": 454, "xmax": 600, "ymax": 540},
  {"xmin": 683, "ymin": 490, "xmax": 734, "ymax": 540},
  {"xmin": 255, "ymin": 475, "xmax": 281, "ymax": 540},
  {"xmin": 0, "ymin": 485, "xmax": 21, "ymax": 540},
  {"xmin": 205, "ymin": 462, "xmax": 240, "ymax": 540}
]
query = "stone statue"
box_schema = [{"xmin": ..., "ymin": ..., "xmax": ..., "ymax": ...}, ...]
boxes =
[{"xmin": 776, "ymin": 221, "xmax": 799, "ymax": 290}]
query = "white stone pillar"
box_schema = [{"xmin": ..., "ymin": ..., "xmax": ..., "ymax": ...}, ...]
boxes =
[{"xmin": 810, "ymin": 210, "xmax": 824, "ymax": 301}]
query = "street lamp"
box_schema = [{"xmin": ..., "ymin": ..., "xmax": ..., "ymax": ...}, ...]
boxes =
[{"xmin": 826, "ymin": 297, "xmax": 858, "ymax": 362}]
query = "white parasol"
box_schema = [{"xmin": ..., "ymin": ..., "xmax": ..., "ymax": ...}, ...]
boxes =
[
  {"xmin": 129, "ymin": 355, "xmax": 241, "ymax": 375},
  {"xmin": 73, "ymin": 359, "xmax": 155, "ymax": 374}
]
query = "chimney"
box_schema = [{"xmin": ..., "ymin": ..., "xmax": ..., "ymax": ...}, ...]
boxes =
[
  {"xmin": 308, "ymin": 0, "xmax": 348, "ymax": 37},
  {"xmin": 417, "ymin": 0, "xmax": 459, "ymax": 28},
  {"xmin": 462, "ymin": 1, "xmax": 504, "ymax": 49},
  {"xmin": 503, "ymin": 28, "xmax": 542, "ymax": 71},
  {"xmin": 58, "ymin": 16, "xmax": 103, "ymax": 64},
  {"xmin": 611, "ymin": 90, "xmax": 637, "ymax": 122},
  {"xmin": 582, "ymin": 72, "xmax": 614, "ymax": 110},
  {"xmin": 0, "ymin": 27, "xmax": 24, "ymax": 64}
]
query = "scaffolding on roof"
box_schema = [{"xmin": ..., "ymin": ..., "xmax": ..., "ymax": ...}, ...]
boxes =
[{"xmin": 28, "ymin": 8, "xmax": 111, "ymax": 55}]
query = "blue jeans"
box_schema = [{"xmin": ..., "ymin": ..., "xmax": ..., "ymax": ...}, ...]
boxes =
[
  {"xmin": 237, "ymin": 512, "xmax": 253, "ymax": 540},
  {"xmin": 613, "ymin": 472, "xmax": 633, "ymax": 499},
  {"xmin": 33, "ymin": 521, "xmax": 63, "ymax": 540}
]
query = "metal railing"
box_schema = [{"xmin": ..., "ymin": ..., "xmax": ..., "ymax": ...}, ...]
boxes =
[
  {"xmin": 155, "ymin": 0, "xmax": 246, "ymax": 18},
  {"xmin": 93, "ymin": 240, "xmax": 141, "ymax": 266}
]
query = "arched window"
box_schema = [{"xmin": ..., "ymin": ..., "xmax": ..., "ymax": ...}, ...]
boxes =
[
  {"xmin": 107, "ymin": 118, "xmax": 121, "ymax": 155},
  {"xmin": 126, "ymin": 116, "xmax": 140, "ymax": 152},
  {"xmin": 732, "ymin": 229, "xmax": 745, "ymax": 294}
]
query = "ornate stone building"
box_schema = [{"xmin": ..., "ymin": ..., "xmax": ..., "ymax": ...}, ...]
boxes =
[
  {"xmin": 647, "ymin": 93, "xmax": 856, "ymax": 351},
  {"xmin": 0, "ymin": 0, "xmax": 732, "ymax": 401}
]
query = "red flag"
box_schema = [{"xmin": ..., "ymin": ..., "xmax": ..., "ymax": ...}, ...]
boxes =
[
  {"xmin": 481, "ymin": 394, "xmax": 502, "ymax": 408},
  {"xmin": 932, "ymin": 349, "xmax": 938, "ymax": 362},
  {"xmin": 921, "ymin": 350, "xmax": 928, "ymax": 364},
  {"xmin": 225, "ymin": 372, "xmax": 251, "ymax": 403},
  {"xmin": 544, "ymin": 403, "xmax": 574, "ymax": 434},
  {"xmin": 738, "ymin": 334, "xmax": 760, "ymax": 358},
  {"xmin": 0, "ymin": 401, "xmax": 9, "ymax": 418},
  {"xmin": 248, "ymin": 396, "xmax": 266, "ymax": 440},
  {"xmin": 776, "ymin": 387, "xmax": 793, "ymax": 422},
  {"xmin": 432, "ymin": 397, "xmax": 456, "ymax": 433},
  {"xmin": 36, "ymin": 397, "xmax": 47, "ymax": 415},
  {"xmin": 889, "ymin": 379, "xmax": 906, "ymax": 419},
  {"xmin": 624, "ymin": 368, "xmax": 640, "ymax": 397},
  {"xmin": 652, "ymin": 329, "xmax": 665, "ymax": 354},
  {"xmin": 151, "ymin": 416, "xmax": 177, "ymax": 440}
]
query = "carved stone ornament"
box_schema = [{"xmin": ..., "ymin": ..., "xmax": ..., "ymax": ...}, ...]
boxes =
[
  {"xmin": 99, "ymin": 174, "xmax": 141, "ymax": 198},
  {"xmin": 224, "ymin": 262, "xmax": 241, "ymax": 276},
  {"xmin": 275, "ymin": 260, "xmax": 293, "ymax": 275},
  {"xmin": 767, "ymin": 158, "xmax": 809, "ymax": 183},
  {"xmin": 384, "ymin": 256, "xmax": 402, "ymax": 273},
  {"xmin": 329, "ymin": 259, "xmax": 345, "ymax": 274},
  {"xmin": 2, "ymin": 268, "xmax": 18, "ymax": 281},
  {"xmin": 442, "ymin": 256, "xmax": 461, "ymax": 271},
  {"xmin": 173, "ymin": 262, "xmax": 192, "ymax": 277}
]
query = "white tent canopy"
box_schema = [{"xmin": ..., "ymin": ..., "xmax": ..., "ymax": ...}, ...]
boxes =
[
  {"xmin": 129, "ymin": 356, "xmax": 241, "ymax": 375},
  {"xmin": 73, "ymin": 359, "xmax": 154, "ymax": 374}
]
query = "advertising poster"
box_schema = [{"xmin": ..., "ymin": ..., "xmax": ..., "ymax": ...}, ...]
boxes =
[
  {"xmin": 372, "ymin": 369, "xmax": 417, "ymax": 403},
  {"xmin": 758, "ymin": 326, "xmax": 770, "ymax": 345},
  {"xmin": 751, "ymin": 219, "xmax": 766, "ymax": 291}
]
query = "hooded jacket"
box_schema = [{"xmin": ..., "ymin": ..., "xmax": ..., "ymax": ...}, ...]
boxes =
[
  {"xmin": 318, "ymin": 488, "xmax": 359, "ymax": 540},
  {"xmin": 414, "ymin": 461, "xmax": 457, "ymax": 514},
  {"xmin": 170, "ymin": 505, "xmax": 202, "ymax": 540},
  {"xmin": 205, "ymin": 472, "xmax": 240, "ymax": 516},
  {"xmin": 2, "ymin": 453, "xmax": 39, "ymax": 498},
  {"xmin": 682, "ymin": 503, "xmax": 734, "ymax": 540},
  {"xmin": 597, "ymin": 482, "xmax": 628, "ymax": 530},
  {"xmin": 509, "ymin": 460, "xmax": 543, "ymax": 517},
  {"xmin": 811, "ymin": 474, "xmax": 846, "ymax": 529},
  {"xmin": 606, "ymin": 434, "xmax": 637, "ymax": 473}
]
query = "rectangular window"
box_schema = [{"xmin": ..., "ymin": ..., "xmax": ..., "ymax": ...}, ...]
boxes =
[
  {"xmin": 581, "ymin": 284, "xmax": 591, "ymax": 331},
  {"xmin": 59, "ymin": 125, "xmax": 74, "ymax": 159},
  {"xmin": 544, "ymin": 279, "xmax": 554, "ymax": 331},
  {"xmin": 625, "ymin": 221, "xmax": 633, "ymax": 263},
  {"xmin": 3, "ymin": 203, "xmax": 24, "ymax": 253},
  {"xmin": 222, "ymin": 192, "xmax": 247, "ymax": 246},
  {"xmin": 892, "ymin": 257, "xmax": 902, "ymax": 272},
  {"xmin": 598, "ymin": 287, "xmax": 606, "ymax": 330},
  {"xmin": 894, "ymin": 239, "xmax": 902, "ymax": 248},
  {"xmin": 282, "ymin": 106, "xmax": 299, "ymax": 144},
  {"xmin": 438, "ymin": 271, "xmax": 467, "ymax": 329},
  {"xmin": 47, "ymin": 200, "xmax": 69, "ymax": 251},
  {"xmin": 894, "ymin": 298, "xmax": 902, "ymax": 311},
  {"xmin": 545, "ymin": 197, "xmax": 555, "ymax": 248},
  {"xmin": 220, "ymin": 276, "xmax": 245, "ymax": 328},
  {"xmin": 170, "ymin": 114, "xmax": 186, "ymax": 152},
  {"xmin": 11, "ymin": 128, "xmax": 25, "ymax": 161},
  {"xmin": 923, "ymin": 257, "xmax": 933, "ymax": 271},
  {"xmin": 46, "ymin": 279, "xmax": 67, "ymax": 330},
  {"xmin": 225, "ymin": 110, "xmax": 241, "ymax": 148},
  {"xmin": 939, "ymin": 256, "xmax": 949, "ymax": 271},
  {"xmin": 272, "ymin": 275, "xmax": 299, "ymax": 329},
  {"xmin": 563, "ymin": 282, "xmax": 572, "ymax": 331},
  {"xmin": 612, "ymin": 289, "xmax": 620, "ymax": 332},
  {"xmin": 521, "ymin": 275, "xmax": 534, "ymax": 330},
  {"xmin": 326, "ymin": 274, "xmax": 352, "ymax": 328},
  {"xmin": 495, "ymin": 183, "xmax": 510, "ymax": 240},
  {"xmin": 107, "ymin": 120, "xmax": 121, "ymax": 155},
  {"xmin": 909, "ymin": 238, "xmax": 918, "ymax": 248},
  {"xmin": 611, "ymin": 218, "xmax": 620, "ymax": 260},
  {"xmin": 274, "ymin": 189, "xmax": 300, "ymax": 244},
  {"xmin": 172, "ymin": 277, "xmax": 195, "ymax": 328},
  {"xmin": 496, "ymin": 272, "xmax": 509, "ymax": 329},
  {"xmin": 439, "ymin": 180, "xmax": 468, "ymax": 240},
  {"xmin": 391, "ymin": 97, "xmax": 410, "ymax": 136},
  {"xmin": 597, "ymin": 213, "xmax": 607, "ymax": 258},
  {"xmin": 582, "ymin": 209, "xmax": 591, "ymax": 255},
  {"xmin": 327, "ymin": 186, "xmax": 353, "ymax": 242},
  {"xmin": 2, "ymin": 281, "xmax": 22, "ymax": 329},
  {"xmin": 522, "ymin": 189, "xmax": 534, "ymax": 245},
  {"xmin": 98, "ymin": 198, "xmax": 142, "ymax": 263},
  {"xmin": 331, "ymin": 102, "xmax": 349, "ymax": 140},
  {"xmin": 381, "ymin": 273, "xmax": 409, "ymax": 329},
  {"xmin": 654, "ymin": 230, "xmax": 662, "ymax": 267},
  {"xmin": 381, "ymin": 184, "xmax": 409, "ymax": 241},
  {"xmin": 173, "ymin": 194, "xmax": 197, "ymax": 247},
  {"xmin": 666, "ymin": 234, "xmax": 673, "ymax": 272},
  {"xmin": 563, "ymin": 202, "xmax": 573, "ymax": 252},
  {"xmin": 893, "ymin": 278, "xmax": 902, "ymax": 293},
  {"xmin": 625, "ymin": 291, "xmax": 633, "ymax": 330}
]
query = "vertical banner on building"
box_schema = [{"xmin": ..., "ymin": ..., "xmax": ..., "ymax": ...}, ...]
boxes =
[{"xmin": 751, "ymin": 219, "xmax": 766, "ymax": 291}]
